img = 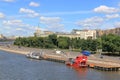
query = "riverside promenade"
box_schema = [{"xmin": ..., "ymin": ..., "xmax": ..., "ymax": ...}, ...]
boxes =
[{"xmin": 0, "ymin": 44, "xmax": 120, "ymax": 71}]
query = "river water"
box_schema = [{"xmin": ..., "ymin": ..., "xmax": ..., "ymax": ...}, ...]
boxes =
[{"xmin": 0, "ymin": 50, "xmax": 120, "ymax": 80}]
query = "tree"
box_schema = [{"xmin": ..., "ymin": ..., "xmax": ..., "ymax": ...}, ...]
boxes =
[
  {"xmin": 57, "ymin": 37, "xmax": 69, "ymax": 49},
  {"xmin": 96, "ymin": 38, "xmax": 102, "ymax": 49},
  {"xmin": 48, "ymin": 34, "xmax": 57, "ymax": 46},
  {"xmin": 14, "ymin": 33, "xmax": 120, "ymax": 55},
  {"xmin": 44, "ymin": 37, "xmax": 55, "ymax": 48},
  {"xmin": 101, "ymin": 34, "xmax": 119, "ymax": 54},
  {"xmin": 112, "ymin": 35, "xmax": 120, "ymax": 54}
]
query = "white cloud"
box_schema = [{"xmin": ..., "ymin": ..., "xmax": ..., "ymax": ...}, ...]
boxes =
[
  {"xmin": 103, "ymin": 22, "xmax": 120, "ymax": 29},
  {"xmin": 2, "ymin": 19, "xmax": 37, "ymax": 36},
  {"xmin": 118, "ymin": 2, "xmax": 120, "ymax": 6},
  {"xmin": 76, "ymin": 16, "xmax": 104, "ymax": 29},
  {"xmin": 40, "ymin": 16, "xmax": 64, "ymax": 31},
  {"xmin": 4, "ymin": 26, "xmax": 11, "ymax": 29},
  {"xmin": 16, "ymin": 28, "xmax": 23, "ymax": 31},
  {"xmin": 27, "ymin": 13, "xmax": 39, "ymax": 17},
  {"xmin": 2, "ymin": 0, "xmax": 15, "ymax": 2},
  {"xmin": 19, "ymin": 8, "xmax": 35, "ymax": 14},
  {"xmin": 114, "ymin": 22, "xmax": 120, "ymax": 27},
  {"xmin": 29, "ymin": 2, "xmax": 40, "ymax": 7},
  {"xmin": 94, "ymin": 5, "xmax": 119, "ymax": 14},
  {"xmin": 19, "ymin": 8, "xmax": 40, "ymax": 17},
  {"xmin": 41, "ymin": 11, "xmax": 92, "ymax": 16},
  {"xmin": 106, "ymin": 14, "xmax": 120, "ymax": 19},
  {"xmin": 0, "ymin": 12, "xmax": 5, "ymax": 18},
  {"xmin": 40, "ymin": 16, "xmax": 61, "ymax": 24},
  {"xmin": 3, "ymin": 19, "xmax": 29, "ymax": 27}
]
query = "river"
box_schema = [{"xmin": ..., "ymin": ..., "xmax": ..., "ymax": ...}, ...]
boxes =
[{"xmin": 0, "ymin": 50, "xmax": 120, "ymax": 80}]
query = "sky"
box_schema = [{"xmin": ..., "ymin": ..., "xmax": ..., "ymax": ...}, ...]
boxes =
[{"xmin": 0, "ymin": 0, "xmax": 120, "ymax": 36}]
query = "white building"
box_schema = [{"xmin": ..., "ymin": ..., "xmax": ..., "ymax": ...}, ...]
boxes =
[
  {"xmin": 34, "ymin": 28, "xmax": 97, "ymax": 39},
  {"xmin": 34, "ymin": 27, "xmax": 44, "ymax": 37},
  {"xmin": 0, "ymin": 34, "xmax": 5, "ymax": 39},
  {"xmin": 72, "ymin": 29, "xmax": 96, "ymax": 39}
]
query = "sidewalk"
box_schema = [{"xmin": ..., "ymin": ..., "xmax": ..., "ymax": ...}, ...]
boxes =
[{"xmin": 0, "ymin": 45, "xmax": 120, "ymax": 65}]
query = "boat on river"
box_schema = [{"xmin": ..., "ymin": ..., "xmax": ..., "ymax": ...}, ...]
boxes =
[
  {"xmin": 26, "ymin": 51, "xmax": 43, "ymax": 60},
  {"xmin": 66, "ymin": 51, "xmax": 91, "ymax": 68}
]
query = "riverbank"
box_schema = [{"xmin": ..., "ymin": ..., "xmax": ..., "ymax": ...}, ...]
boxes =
[
  {"xmin": 0, "ymin": 45, "xmax": 119, "ymax": 60},
  {"xmin": 0, "ymin": 45, "xmax": 80, "ymax": 57},
  {"xmin": 0, "ymin": 45, "xmax": 120, "ymax": 67},
  {"xmin": 0, "ymin": 45, "xmax": 29, "ymax": 55}
]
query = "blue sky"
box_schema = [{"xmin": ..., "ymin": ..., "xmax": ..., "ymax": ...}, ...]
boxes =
[{"xmin": 0, "ymin": 0, "xmax": 120, "ymax": 36}]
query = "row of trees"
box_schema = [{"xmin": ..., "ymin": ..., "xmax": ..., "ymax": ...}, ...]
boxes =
[
  {"xmin": 14, "ymin": 34, "xmax": 120, "ymax": 54},
  {"xmin": 101, "ymin": 34, "xmax": 120, "ymax": 54}
]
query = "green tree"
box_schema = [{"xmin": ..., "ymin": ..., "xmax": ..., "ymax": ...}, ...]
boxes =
[
  {"xmin": 101, "ymin": 34, "xmax": 119, "ymax": 54},
  {"xmin": 48, "ymin": 34, "xmax": 57, "ymax": 47},
  {"xmin": 57, "ymin": 37, "xmax": 69, "ymax": 49}
]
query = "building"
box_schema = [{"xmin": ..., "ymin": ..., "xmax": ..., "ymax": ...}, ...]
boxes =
[
  {"xmin": 72, "ymin": 29, "xmax": 96, "ymax": 39},
  {"xmin": 34, "ymin": 28, "xmax": 44, "ymax": 37},
  {"xmin": 57, "ymin": 34, "xmax": 81, "ymax": 38},
  {"xmin": 96, "ymin": 27, "xmax": 120, "ymax": 37},
  {"xmin": 34, "ymin": 28, "xmax": 97, "ymax": 39},
  {"xmin": 34, "ymin": 27, "xmax": 54, "ymax": 37},
  {"xmin": 0, "ymin": 34, "xmax": 5, "ymax": 39},
  {"xmin": 44, "ymin": 31, "xmax": 54, "ymax": 35}
]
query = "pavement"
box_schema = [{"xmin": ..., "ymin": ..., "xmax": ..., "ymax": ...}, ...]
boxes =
[{"xmin": 0, "ymin": 44, "xmax": 120, "ymax": 66}]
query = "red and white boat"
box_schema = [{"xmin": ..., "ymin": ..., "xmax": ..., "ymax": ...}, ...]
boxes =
[
  {"xmin": 66, "ymin": 51, "xmax": 90, "ymax": 68},
  {"xmin": 66, "ymin": 55, "xmax": 87, "ymax": 68}
]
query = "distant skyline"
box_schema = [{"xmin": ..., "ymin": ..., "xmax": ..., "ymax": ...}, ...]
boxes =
[{"xmin": 0, "ymin": 0, "xmax": 120, "ymax": 36}]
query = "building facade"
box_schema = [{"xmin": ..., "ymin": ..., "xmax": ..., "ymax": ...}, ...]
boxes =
[
  {"xmin": 34, "ymin": 28, "xmax": 97, "ymax": 39},
  {"xmin": 34, "ymin": 27, "xmax": 54, "ymax": 37},
  {"xmin": 96, "ymin": 27, "xmax": 120, "ymax": 37},
  {"xmin": 34, "ymin": 27, "xmax": 43, "ymax": 37},
  {"xmin": 0, "ymin": 34, "xmax": 5, "ymax": 39},
  {"xmin": 72, "ymin": 29, "xmax": 96, "ymax": 39}
]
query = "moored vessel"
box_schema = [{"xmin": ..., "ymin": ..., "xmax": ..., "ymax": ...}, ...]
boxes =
[
  {"xmin": 26, "ymin": 51, "xmax": 44, "ymax": 60},
  {"xmin": 66, "ymin": 50, "xmax": 91, "ymax": 68}
]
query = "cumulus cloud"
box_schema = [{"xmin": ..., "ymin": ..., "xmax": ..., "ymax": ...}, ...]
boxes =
[
  {"xmin": 106, "ymin": 14, "xmax": 120, "ymax": 19},
  {"xmin": 40, "ymin": 16, "xmax": 64, "ymax": 31},
  {"xmin": 29, "ymin": 2, "xmax": 40, "ymax": 7},
  {"xmin": 16, "ymin": 28, "xmax": 23, "ymax": 31},
  {"xmin": 19, "ymin": 8, "xmax": 40, "ymax": 17},
  {"xmin": 0, "ymin": 12, "xmax": 5, "ymax": 18},
  {"xmin": 114, "ymin": 22, "xmax": 120, "ymax": 27},
  {"xmin": 41, "ymin": 11, "xmax": 91, "ymax": 16},
  {"xmin": 40, "ymin": 16, "xmax": 61, "ymax": 24},
  {"xmin": 118, "ymin": 2, "xmax": 120, "ymax": 7},
  {"xmin": 2, "ymin": 19, "xmax": 39, "ymax": 32},
  {"xmin": 94, "ymin": 5, "xmax": 119, "ymax": 14},
  {"xmin": 103, "ymin": 22, "xmax": 120, "ymax": 29},
  {"xmin": 2, "ymin": 0, "xmax": 15, "ymax": 2},
  {"xmin": 3, "ymin": 19, "xmax": 29, "ymax": 27},
  {"xmin": 2, "ymin": 19, "xmax": 37, "ymax": 36},
  {"xmin": 76, "ymin": 16, "xmax": 104, "ymax": 29},
  {"xmin": 20, "ymin": 8, "xmax": 35, "ymax": 14}
]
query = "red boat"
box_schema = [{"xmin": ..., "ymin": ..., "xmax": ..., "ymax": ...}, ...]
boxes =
[
  {"xmin": 66, "ymin": 55, "xmax": 87, "ymax": 68},
  {"xmin": 66, "ymin": 51, "xmax": 90, "ymax": 68}
]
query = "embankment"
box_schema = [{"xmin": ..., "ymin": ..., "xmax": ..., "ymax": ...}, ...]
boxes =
[{"xmin": 0, "ymin": 45, "xmax": 29, "ymax": 55}]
